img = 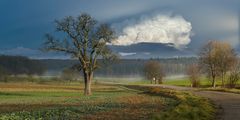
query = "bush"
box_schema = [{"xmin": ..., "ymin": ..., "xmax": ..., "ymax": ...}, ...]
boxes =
[
  {"xmin": 228, "ymin": 71, "xmax": 240, "ymax": 88},
  {"xmin": 187, "ymin": 64, "xmax": 200, "ymax": 87}
]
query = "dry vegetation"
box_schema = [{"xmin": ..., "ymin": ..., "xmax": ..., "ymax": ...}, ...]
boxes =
[
  {"xmin": 125, "ymin": 85, "xmax": 216, "ymax": 120},
  {"xmin": 0, "ymin": 81, "xmax": 216, "ymax": 120},
  {"xmin": 0, "ymin": 82, "xmax": 167, "ymax": 120}
]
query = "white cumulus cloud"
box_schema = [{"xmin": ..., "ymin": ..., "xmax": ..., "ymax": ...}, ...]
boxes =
[
  {"xmin": 111, "ymin": 14, "xmax": 193, "ymax": 49},
  {"xmin": 118, "ymin": 52, "xmax": 136, "ymax": 56}
]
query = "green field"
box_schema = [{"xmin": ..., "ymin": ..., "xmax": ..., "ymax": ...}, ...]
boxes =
[
  {"xmin": 0, "ymin": 81, "xmax": 215, "ymax": 120},
  {"xmin": 0, "ymin": 82, "xmax": 164, "ymax": 120},
  {"xmin": 163, "ymin": 77, "xmax": 240, "ymax": 87},
  {"xmin": 163, "ymin": 77, "xmax": 210, "ymax": 87}
]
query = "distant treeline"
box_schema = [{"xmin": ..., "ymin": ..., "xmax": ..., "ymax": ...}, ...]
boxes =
[
  {"xmin": 0, "ymin": 55, "xmax": 46, "ymax": 75},
  {"xmin": 0, "ymin": 55, "xmax": 198, "ymax": 77},
  {"xmin": 41, "ymin": 57, "xmax": 198, "ymax": 77}
]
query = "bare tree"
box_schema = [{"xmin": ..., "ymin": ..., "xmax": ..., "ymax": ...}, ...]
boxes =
[
  {"xmin": 199, "ymin": 41, "xmax": 219, "ymax": 88},
  {"xmin": 227, "ymin": 60, "xmax": 240, "ymax": 88},
  {"xmin": 43, "ymin": 13, "xmax": 116, "ymax": 95},
  {"xmin": 215, "ymin": 42, "xmax": 237, "ymax": 87},
  {"xmin": 199, "ymin": 41, "xmax": 237, "ymax": 88},
  {"xmin": 143, "ymin": 60, "xmax": 165, "ymax": 84},
  {"xmin": 187, "ymin": 64, "xmax": 200, "ymax": 87}
]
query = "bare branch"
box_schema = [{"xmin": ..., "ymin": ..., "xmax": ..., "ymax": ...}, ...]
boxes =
[{"xmin": 42, "ymin": 13, "xmax": 117, "ymax": 95}]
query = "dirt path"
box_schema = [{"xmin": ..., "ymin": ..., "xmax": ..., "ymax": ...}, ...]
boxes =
[{"xmin": 156, "ymin": 85, "xmax": 240, "ymax": 120}]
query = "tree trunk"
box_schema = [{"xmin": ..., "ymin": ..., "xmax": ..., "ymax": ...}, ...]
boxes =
[
  {"xmin": 86, "ymin": 79, "xmax": 92, "ymax": 95},
  {"xmin": 211, "ymin": 67, "xmax": 216, "ymax": 88},
  {"xmin": 83, "ymin": 71, "xmax": 92, "ymax": 96},
  {"xmin": 212, "ymin": 75, "xmax": 216, "ymax": 88},
  {"xmin": 158, "ymin": 78, "xmax": 162, "ymax": 84},
  {"xmin": 221, "ymin": 73, "xmax": 225, "ymax": 88}
]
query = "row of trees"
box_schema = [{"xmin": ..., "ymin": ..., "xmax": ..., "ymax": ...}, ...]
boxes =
[
  {"xmin": 187, "ymin": 41, "xmax": 239, "ymax": 88},
  {"xmin": 42, "ymin": 58, "xmax": 197, "ymax": 77},
  {"xmin": 143, "ymin": 41, "xmax": 239, "ymax": 88},
  {"xmin": 0, "ymin": 56, "xmax": 46, "ymax": 81}
]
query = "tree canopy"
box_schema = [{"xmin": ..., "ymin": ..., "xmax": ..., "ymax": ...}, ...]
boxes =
[
  {"xmin": 43, "ymin": 13, "xmax": 117, "ymax": 95},
  {"xmin": 143, "ymin": 60, "xmax": 165, "ymax": 84},
  {"xmin": 199, "ymin": 41, "xmax": 237, "ymax": 87}
]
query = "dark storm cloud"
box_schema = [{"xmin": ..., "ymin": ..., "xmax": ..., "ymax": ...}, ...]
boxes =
[{"xmin": 0, "ymin": 0, "xmax": 239, "ymax": 58}]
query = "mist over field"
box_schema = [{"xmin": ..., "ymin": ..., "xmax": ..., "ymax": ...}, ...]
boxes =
[{"xmin": 40, "ymin": 58, "xmax": 196, "ymax": 77}]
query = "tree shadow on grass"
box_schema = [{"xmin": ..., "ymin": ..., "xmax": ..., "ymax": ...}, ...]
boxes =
[
  {"xmin": 0, "ymin": 92, "xmax": 31, "ymax": 97},
  {"xmin": 93, "ymin": 90, "xmax": 126, "ymax": 93}
]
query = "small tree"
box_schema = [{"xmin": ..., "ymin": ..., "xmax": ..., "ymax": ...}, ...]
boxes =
[
  {"xmin": 187, "ymin": 64, "xmax": 200, "ymax": 87},
  {"xmin": 143, "ymin": 60, "xmax": 165, "ymax": 84},
  {"xmin": 228, "ymin": 71, "xmax": 239, "ymax": 88},
  {"xmin": 215, "ymin": 42, "xmax": 237, "ymax": 87},
  {"xmin": 199, "ymin": 41, "xmax": 219, "ymax": 88},
  {"xmin": 43, "ymin": 13, "xmax": 116, "ymax": 95},
  {"xmin": 228, "ymin": 60, "xmax": 240, "ymax": 88},
  {"xmin": 199, "ymin": 41, "xmax": 237, "ymax": 88}
]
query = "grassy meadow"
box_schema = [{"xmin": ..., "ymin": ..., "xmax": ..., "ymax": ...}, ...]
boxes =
[
  {"xmin": 161, "ymin": 76, "xmax": 239, "ymax": 87},
  {"xmin": 0, "ymin": 81, "xmax": 167, "ymax": 120},
  {"xmin": 0, "ymin": 78, "xmax": 216, "ymax": 120}
]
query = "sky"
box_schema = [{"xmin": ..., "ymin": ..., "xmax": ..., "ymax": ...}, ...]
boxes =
[{"xmin": 0, "ymin": 0, "xmax": 239, "ymax": 59}]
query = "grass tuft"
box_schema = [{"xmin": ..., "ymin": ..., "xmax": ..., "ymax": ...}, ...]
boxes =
[{"xmin": 125, "ymin": 85, "xmax": 216, "ymax": 120}]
